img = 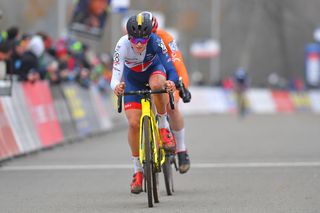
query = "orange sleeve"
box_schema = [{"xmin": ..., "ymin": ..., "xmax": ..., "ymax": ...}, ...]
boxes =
[{"xmin": 156, "ymin": 29, "xmax": 190, "ymax": 88}]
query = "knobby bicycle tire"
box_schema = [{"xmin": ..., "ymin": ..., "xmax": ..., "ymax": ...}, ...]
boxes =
[
  {"xmin": 150, "ymin": 120, "xmax": 159, "ymax": 203},
  {"xmin": 162, "ymin": 154, "xmax": 174, "ymax": 195},
  {"xmin": 152, "ymin": 165, "xmax": 159, "ymax": 203},
  {"xmin": 142, "ymin": 116, "xmax": 153, "ymax": 207}
]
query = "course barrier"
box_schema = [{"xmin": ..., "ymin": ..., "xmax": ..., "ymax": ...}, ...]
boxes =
[
  {"xmin": 180, "ymin": 86, "xmax": 320, "ymax": 115},
  {"xmin": 0, "ymin": 83, "xmax": 319, "ymax": 162},
  {"xmin": 0, "ymin": 80, "xmax": 123, "ymax": 162}
]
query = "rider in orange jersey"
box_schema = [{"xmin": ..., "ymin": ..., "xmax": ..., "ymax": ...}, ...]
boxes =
[
  {"xmin": 140, "ymin": 11, "xmax": 191, "ymax": 174},
  {"xmin": 156, "ymin": 29, "xmax": 190, "ymax": 89}
]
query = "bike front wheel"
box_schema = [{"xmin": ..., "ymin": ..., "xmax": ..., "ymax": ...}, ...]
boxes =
[
  {"xmin": 142, "ymin": 116, "xmax": 153, "ymax": 207},
  {"xmin": 152, "ymin": 165, "xmax": 159, "ymax": 203}
]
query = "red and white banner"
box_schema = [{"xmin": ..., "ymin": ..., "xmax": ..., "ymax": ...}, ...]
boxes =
[
  {"xmin": 271, "ymin": 90, "xmax": 294, "ymax": 113},
  {"xmin": 22, "ymin": 81, "xmax": 64, "ymax": 147},
  {"xmin": 0, "ymin": 100, "xmax": 19, "ymax": 160},
  {"xmin": 2, "ymin": 83, "xmax": 41, "ymax": 153}
]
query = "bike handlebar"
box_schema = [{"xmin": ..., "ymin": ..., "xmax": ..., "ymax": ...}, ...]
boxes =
[
  {"xmin": 177, "ymin": 77, "xmax": 186, "ymax": 99},
  {"xmin": 117, "ymin": 89, "xmax": 175, "ymax": 113}
]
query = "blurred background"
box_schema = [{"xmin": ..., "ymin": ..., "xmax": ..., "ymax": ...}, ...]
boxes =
[
  {"xmin": 1, "ymin": 0, "xmax": 320, "ymax": 88},
  {"xmin": 1, "ymin": 2, "xmax": 320, "ymax": 211}
]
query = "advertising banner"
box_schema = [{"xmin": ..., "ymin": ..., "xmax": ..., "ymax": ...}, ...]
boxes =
[
  {"xmin": 69, "ymin": 0, "xmax": 111, "ymax": 39},
  {"xmin": 50, "ymin": 85, "xmax": 78, "ymax": 141},
  {"xmin": 62, "ymin": 83, "xmax": 90, "ymax": 136},
  {"xmin": 210, "ymin": 88, "xmax": 229, "ymax": 113},
  {"xmin": 224, "ymin": 90, "xmax": 237, "ymax": 113},
  {"xmin": 1, "ymin": 83, "xmax": 41, "ymax": 153},
  {"xmin": 290, "ymin": 92, "xmax": 311, "ymax": 112},
  {"xmin": 111, "ymin": 0, "xmax": 130, "ymax": 13},
  {"xmin": 76, "ymin": 84, "xmax": 100, "ymax": 133},
  {"xmin": 62, "ymin": 83, "xmax": 100, "ymax": 136},
  {"xmin": 180, "ymin": 86, "xmax": 227, "ymax": 114},
  {"xmin": 308, "ymin": 90, "xmax": 320, "ymax": 113},
  {"xmin": 180, "ymin": 86, "xmax": 213, "ymax": 115},
  {"xmin": 271, "ymin": 90, "xmax": 294, "ymax": 113},
  {"xmin": 0, "ymin": 100, "xmax": 19, "ymax": 160},
  {"xmin": 246, "ymin": 89, "xmax": 276, "ymax": 114},
  {"xmin": 22, "ymin": 81, "xmax": 64, "ymax": 147},
  {"xmin": 305, "ymin": 43, "xmax": 320, "ymax": 88},
  {"xmin": 89, "ymin": 86, "xmax": 112, "ymax": 131}
]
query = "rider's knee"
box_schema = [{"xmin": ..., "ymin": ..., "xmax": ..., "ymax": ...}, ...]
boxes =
[
  {"xmin": 149, "ymin": 75, "xmax": 165, "ymax": 90},
  {"xmin": 128, "ymin": 118, "xmax": 140, "ymax": 130},
  {"xmin": 150, "ymin": 81, "xmax": 164, "ymax": 90},
  {"xmin": 167, "ymin": 105, "xmax": 175, "ymax": 115},
  {"xmin": 167, "ymin": 103, "xmax": 182, "ymax": 118}
]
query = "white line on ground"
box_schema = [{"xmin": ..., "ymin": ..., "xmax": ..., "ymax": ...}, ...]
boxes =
[{"xmin": 1, "ymin": 161, "xmax": 320, "ymax": 171}]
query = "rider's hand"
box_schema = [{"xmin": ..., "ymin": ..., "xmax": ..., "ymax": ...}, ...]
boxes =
[
  {"xmin": 180, "ymin": 87, "xmax": 192, "ymax": 103},
  {"xmin": 165, "ymin": 80, "xmax": 176, "ymax": 92},
  {"xmin": 114, "ymin": 82, "xmax": 125, "ymax": 96}
]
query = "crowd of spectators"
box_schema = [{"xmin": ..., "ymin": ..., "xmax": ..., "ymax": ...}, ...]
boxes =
[{"xmin": 0, "ymin": 26, "xmax": 113, "ymax": 92}]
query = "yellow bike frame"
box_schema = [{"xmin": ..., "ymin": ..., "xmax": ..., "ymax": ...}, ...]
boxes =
[{"xmin": 139, "ymin": 98, "xmax": 165, "ymax": 171}]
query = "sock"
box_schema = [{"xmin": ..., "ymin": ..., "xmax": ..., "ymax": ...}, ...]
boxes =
[
  {"xmin": 172, "ymin": 128, "xmax": 186, "ymax": 152},
  {"xmin": 158, "ymin": 113, "xmax": 170, "ymax": 129},
  {"xmin": 132, "ymin": 156, "xmax": 143, "ymax": 173}
]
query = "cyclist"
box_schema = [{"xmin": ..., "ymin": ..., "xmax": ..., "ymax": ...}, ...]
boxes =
[
  {"xmin": 233, "ymin": 67, "xmax": 249, "ymax": 116},
  {"xmin": 110, "ymin": 13, "xmax": 178, "ymax": 194},
  {"xmin": 140, "ymin": 11, "xmax": 191, "ymax": 174}
]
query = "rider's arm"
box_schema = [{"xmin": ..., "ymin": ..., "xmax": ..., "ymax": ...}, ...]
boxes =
[
  {"xmin": 167, "ymin": 40, "xmax": 189, "ymax": 88},
  {"xmin": 152, "ymin": 35, "xmax": 179, "ymax": 84},
  {"xmin": 157, "ymin": 29, "xmax": 190, "ymax": 88},
  {"xmin": 110, "ymin": 37, "xmax": 126, "ymax": 91}
]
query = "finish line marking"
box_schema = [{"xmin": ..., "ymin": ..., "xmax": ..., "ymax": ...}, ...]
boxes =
[{"xmin": 2, "ymin": 161, "xmax": 320, "ymax": 171}]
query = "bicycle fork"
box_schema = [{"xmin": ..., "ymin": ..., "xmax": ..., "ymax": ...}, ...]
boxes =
[{"xmin": 139, "ymin": 99, "xmax": 165, "ymax": 171}]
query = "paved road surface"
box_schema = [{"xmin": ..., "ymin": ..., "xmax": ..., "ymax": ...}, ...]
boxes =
[{"xmin": 1, "ymin": 114, "xmax": 320, "ymax": 213}]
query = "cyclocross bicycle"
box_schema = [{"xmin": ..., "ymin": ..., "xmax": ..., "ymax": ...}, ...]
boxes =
[
  {"xmin": 235, "ymin": 84, "xmax": 247, "ymax": 117},
  {"xmin": 118, "ymin": 87, "xmax": 175, "ymax": 208}
]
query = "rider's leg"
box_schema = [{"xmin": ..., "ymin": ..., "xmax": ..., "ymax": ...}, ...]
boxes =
[
  {"xmin": 167, "ymin": 101, "xmax": 185, "ymax": 151},
  {"xmin": 149, "ymin": 73, "xmax": 175, "ymax": 151},
  {"xmin": 125, "ymin": 109, "xmax": 142, "ymax": 159},
  {"xmin": 125, "ymin": 109, "xmax": 143, "ymax": 194},
  {"xmin": 167, "ymin": 97, "xmax": 190, "ymax": 174},
  {"xmin": 149, "ymin": 74, "xmax": 167, "ymax": 114}
]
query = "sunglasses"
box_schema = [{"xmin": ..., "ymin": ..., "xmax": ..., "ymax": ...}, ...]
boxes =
[{"xmin": 130, "ymin": 37, "xmax": 149, "ymax": 45}]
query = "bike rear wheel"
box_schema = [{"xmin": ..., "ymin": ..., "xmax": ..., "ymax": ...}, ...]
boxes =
[
  {"xmin": 162, "ymin": 154, "xmax": 174, "ymax": 195},
  {"xmin": 142, "ymin": 116, "xmax": 153, "ymax": 207}
]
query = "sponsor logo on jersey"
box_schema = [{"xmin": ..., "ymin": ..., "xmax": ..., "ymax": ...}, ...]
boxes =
[
  {"xmin": 113, "ymin": 67, "xmax": 120, "ymax": 72},
  {"xmin": 171, "ymin": 52, "xmax": 181, "ymax": 62},
  {"xmin": 158, "ymin": 40, "xmax": 168, "ymax": 54},
  {"xmin": 113, "ymin": 52, "xmax": 120, "ymax": 65},
  {"xmin": 168, "ymin": 40, "xmax": 179, "ymax": 52},
  {"xmin": 145, "ymin": 53, "xmax": 154, "ymax": 61}
]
